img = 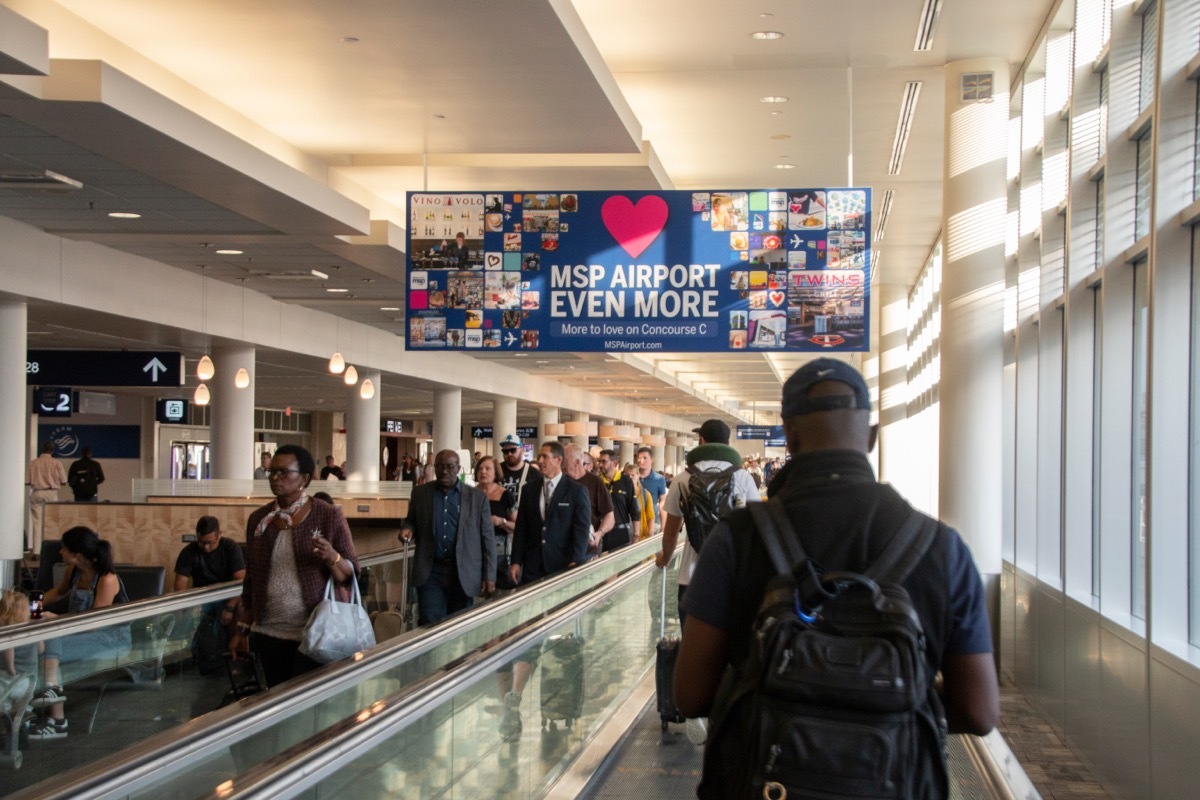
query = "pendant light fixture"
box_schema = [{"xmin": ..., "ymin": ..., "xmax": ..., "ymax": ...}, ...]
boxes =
[
  {"xmin": 196, "ymin": 354, "xmax": 215, "ymax": 381},
  {"xmin": 344, "ymin": 364, "xmax": 358, "ymax": 385},
  {"xmin": 359, "ymin": 378, "xmax": 375, "ymax": 399},
  {"xmin": 194, "ymin": 383, "xmax": 211, "ymax": 406},
  {"xmin": 234, "ymin": 367, "xmax": 250, "ymax": 389},
  {"xmin": 329, "ymin": 351, "xmax": 346, "ymax": 374}
]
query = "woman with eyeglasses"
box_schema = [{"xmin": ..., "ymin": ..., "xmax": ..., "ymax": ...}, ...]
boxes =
[{"xmin": 230, "ymin": 444, "xmax": 360, "ymax": 687}]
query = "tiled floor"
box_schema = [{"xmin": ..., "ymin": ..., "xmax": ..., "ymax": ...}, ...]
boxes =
[{"xmin": 999, "ymin": 681, "xmax": 1113, "ymax": 799}]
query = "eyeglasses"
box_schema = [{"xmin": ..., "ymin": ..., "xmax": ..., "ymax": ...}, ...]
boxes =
[
  {"xmin": 267, "ymin": 468, "xmax": 302, "ymax": 478},
  {"xmin": 434, "ymin": 463, "xmax": 460, "ymax": 472}
]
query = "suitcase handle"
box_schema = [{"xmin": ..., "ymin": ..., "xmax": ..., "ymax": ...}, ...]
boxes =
[{"xmin": 660, "ymin": 565, "xmax": 669, "ymax": 640}]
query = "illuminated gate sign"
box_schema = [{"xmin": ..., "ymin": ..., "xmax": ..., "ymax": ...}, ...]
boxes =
[{"xmin": 405, "ymin": 189, "xmax": 870, "ymax": 353}]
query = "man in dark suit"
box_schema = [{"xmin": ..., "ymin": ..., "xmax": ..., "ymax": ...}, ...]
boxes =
[
  {"xmin": 498, "ymin": 440, "xmax": 590, "ymax": 737},
  {"xmin": 509, "ymin": 440, "xmax": 590, "ymax": 585},
  {"xmin": 400, "ymin": 449, "xmax": 496, "ymax": 625}
]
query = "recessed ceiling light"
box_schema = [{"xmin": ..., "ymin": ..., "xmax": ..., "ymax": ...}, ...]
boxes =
[
  {"xmin": 771, "ymin": 110, "xmax": 784, "ymax": 116},
  {"xmin": 107, "ymin": 211, "xmax": 141, "ymax": 219},
  {"xmin": 215, "ymin": 249, "xmax": 243, "ymax": 255},
  {"xmin": 750, "ymin": 31, "xmax": 784, "ymax": 40},
  {"xmin": 341, "ymin": 36, "xmax": 359, "ymax": 43},
  {"xmin": 769, "ymin": 134, "xmax": 791, "ymax": 141},
  {"xmin": 326, "ymin": 288, "xmax": 349, "ymax": 293},
  {"xmin": 759, "ymin": 12, "xmax": 775, "ymax": 18},
  {"xmin": 774, "ymin": 163, "xmax": 797, "ymax": 169},
  {"xmin": 760, "ymin": 95, "xmax": 789, "ymax": 104},
  {"xmin": 380, "ymin": 306, "xmax": 400, "ymax": 311},
  {"xmin": 430, "ymin": 114, "xmax": 446, "ymax": 120},
  {"xmin": 311, "ymin": 269, "xmax": 329, "ymax": 280}
]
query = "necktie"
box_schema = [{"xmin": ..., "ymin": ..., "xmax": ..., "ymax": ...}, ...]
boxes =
[{"xmin": 543, "ymin": 481, "xmax": 552, "ymax": 518}]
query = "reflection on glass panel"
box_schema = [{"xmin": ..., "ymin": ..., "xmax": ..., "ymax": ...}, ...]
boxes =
[
  {"xmin": 1132, "ymin": 262, "xmax": 1149, "ymax": 620},
  {"xmin": 1098, "ymin": 69, "xmax": 1109, "ymax": 160},
  {"xmin": 1191, "ymin": 234, "xmax": 1200, "ymax": 644},
  {"xmin": 1139, "ymin": 0, "xmax": 1158, "ymax": 112},
  {"xmin": 1135, "ymin": 133, "xmax": 1153, "ymax": 241},
  {"xmin": 1194, "ymin": 81, "xmax": 1200, "ymax": 202},
  {"xmin": 1096, "ymin": 177, "xmax": 1106, "ymax": 270},
  {"xmin": 1093, "ymin": 287, "xmax": 1103, "ymax": 601},
  {"xmin": 117, "ymin": 543, "xmax": 660, "ymax": 800}
]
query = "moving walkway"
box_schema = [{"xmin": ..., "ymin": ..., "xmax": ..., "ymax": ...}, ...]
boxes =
[{"xmin": 4, "ymin": 538, "xmax": 1034, "ymax": 799}]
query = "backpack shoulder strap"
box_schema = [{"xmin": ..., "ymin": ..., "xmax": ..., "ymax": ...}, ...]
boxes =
[
  {"xmin": 863, "ymin": 484, "xmax": 940, "ymax": 584},
  {"xmin": 748, "ymin": 499, "xmax": 806, "ymax": 576}
]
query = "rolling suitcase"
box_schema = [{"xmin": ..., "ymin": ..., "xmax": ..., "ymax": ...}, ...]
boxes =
[
  {"xmin": 655, "ymin": 572, "xmax": 685, "ymax": 731},
  {"xmin": 540, "ymin": 624, "xmax": 585, "ymax": 732},
  {"xmin": 220, "ymin": 652, "xmax": 267, "ymax": 708}
]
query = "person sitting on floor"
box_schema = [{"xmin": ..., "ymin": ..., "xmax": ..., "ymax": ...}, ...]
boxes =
[{"xmin": 29, "ymin": 526, "xmax": 131, "ymax": 741}]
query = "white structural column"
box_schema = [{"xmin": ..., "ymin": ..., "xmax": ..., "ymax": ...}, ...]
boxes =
[
  {"xmin": 598, "ymin": 418, "xmax": 614, "ymax": 451},
  {"xmin": 0, "ymin": 301, "xmax": 26, "ymax": 571},
  {"xmin": 651, "ymin": 428, "xmax": 666, "ymax": 471},
  {"xmin": 210, "ymin": 346, "xmax": 256, "ymax": 480},
  {"xmin": 433, "ymin": 387, "xmax": 462, "ymax": 455},
  {"xmin": 537, "ymin": 407, "xmax": 558, "ymax": 446},
  {"xmin": 346, "ymin": 370, "xmax": 381, "ymax": 481},
  {"xmin": 572, "ymin": 411, "xmax": 590, "ymax": 449},
  {"xmin": 619, "ymin": 438, "xmax": 635, "ymax": 466},
  {"xmin": 938, "ymin": 58, "xmax": 1009, "ymax": 577},
  {"xmin": 493, "ymin": 397, "xmax": 517, "ymax": 447},
  {"xmin": 877, "ymin": 283, "xmax": 910, "ymax": 491}
]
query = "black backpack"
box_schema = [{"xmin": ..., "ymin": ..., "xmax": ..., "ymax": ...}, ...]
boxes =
[
  {"xmin": 679, "ymin": 464, "xmax": 739, "ymax": 552},
  {"xmin": 700, "ymin": 495, "xmax": 948, "ymax": 800}
]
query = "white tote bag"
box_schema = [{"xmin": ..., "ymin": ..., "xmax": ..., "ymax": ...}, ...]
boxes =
[{"xmin": 299, "ymin": 574, "xmax": 376, "ymax": 664}]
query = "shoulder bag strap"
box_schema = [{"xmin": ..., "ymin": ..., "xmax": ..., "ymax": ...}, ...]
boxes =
[
  {"xmin": 514, "ymin": 462, "xmax": 530, "ymax": 512},
  {"xmin": 863, "ymin": 485, "xmax": 940, "ymax": 584},
  {"xmin": 748, "ymin": 498, "xmax": 805, "ymax": 576}
]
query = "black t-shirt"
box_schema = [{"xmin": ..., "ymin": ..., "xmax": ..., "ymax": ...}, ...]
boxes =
[
  {"xmin": 320, "ymin": 465, "xmax": 345, "ymax": 480},
  {"xmin": 499, "ymin": 461, "xmax": 542, "ymax": 508},
  {"xmin": 174, "ymin": 537, "xmax": 246, "ymax": 588}
]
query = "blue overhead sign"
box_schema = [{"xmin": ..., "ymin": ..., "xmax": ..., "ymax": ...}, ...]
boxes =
[
  {"xmin": 405, "ymin": 189, "xmax": 870, "ymax": 354},
  {"xmin": 27, "ymin": 350, "xmax": 184, "ymax": 387}
]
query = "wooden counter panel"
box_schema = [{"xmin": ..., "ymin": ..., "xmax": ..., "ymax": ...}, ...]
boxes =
[{"xmin": 41, "ymin": 502, "xmax": 405, "ymax": 589}]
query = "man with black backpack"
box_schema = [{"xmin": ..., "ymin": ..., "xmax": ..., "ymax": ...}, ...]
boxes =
[
  {"xmin": 656, "ymin": 418, "xmax": 758, "ymax": 744},
  {"xmin": 675, "ymin": 359, "xmax": 999, "ymax": 799}
]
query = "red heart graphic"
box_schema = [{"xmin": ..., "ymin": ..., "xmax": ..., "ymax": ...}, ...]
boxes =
[
  {"xmin": 601, "ymin": 195, "xmax": 669, "ymax": 259},
  {"xmin": 769, "ymin": 290, "xmax": 786, "ymax": 307}
]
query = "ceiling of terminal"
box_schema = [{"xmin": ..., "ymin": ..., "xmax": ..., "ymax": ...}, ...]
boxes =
[{"xmin": 0, "ymin": 0, "xmax": 1052, "ymax": 429}]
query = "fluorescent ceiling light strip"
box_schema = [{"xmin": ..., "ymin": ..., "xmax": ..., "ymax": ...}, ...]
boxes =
[
  {"xmin": 875, "ymin": 189, "xmax": 895, "ymax": 241},
  {"xmin": 888, "ymin": 82, "xmax": 922, "ymax": 176},
  {"xmin": 913, "ymin": 0, "xmax": 943, "ymax": 51}
]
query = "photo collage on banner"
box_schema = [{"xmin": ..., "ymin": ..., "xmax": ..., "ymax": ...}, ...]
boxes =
[{"xmin": 406, "ymin": 189, "xmax": 870, "ymax": 353}]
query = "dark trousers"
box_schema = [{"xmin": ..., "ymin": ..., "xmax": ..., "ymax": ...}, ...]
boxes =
[
  {"xmin": 250, "ymin": 632, "xmax": 321, "ymax": 688},
  {"xmin": 416, "ymin": 560, "xmax": 473, "ymax": 625}
]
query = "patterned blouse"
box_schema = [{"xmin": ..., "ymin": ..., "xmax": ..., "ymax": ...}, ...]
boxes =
[{"xmin": 241, "ymin": 497, "xmax": 359, "ymax": 631}]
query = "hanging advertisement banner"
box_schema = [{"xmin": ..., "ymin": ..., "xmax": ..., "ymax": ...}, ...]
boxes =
[{"xmin": 405, "ymin": 189, "xmax": 870, "ymax": 353}]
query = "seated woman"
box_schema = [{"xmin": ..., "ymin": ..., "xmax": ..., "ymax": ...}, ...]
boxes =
[{"xmin": 29, "ymin": 526, "xmax": 131, "ymax": 740}]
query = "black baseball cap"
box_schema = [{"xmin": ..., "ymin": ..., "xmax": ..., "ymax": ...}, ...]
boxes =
[
  {"xmin": 692, "ymin": 419, "xmax": 731, "ymax": 444},
  {"xmin": 781, "ymin": 358, "xmax": 871, "ymax": 418}
]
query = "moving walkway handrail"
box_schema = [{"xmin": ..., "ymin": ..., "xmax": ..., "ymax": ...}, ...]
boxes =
[
  {"xmin": 12, "ymin": 536, "xmax": 671, "ymax": 800},
  {"xmin": 202, "ymin": 549, "xmax": 660, "ymax": 800},
  {"xmin": 0, "ymin": 546, "xmax": 412, "ymax": 651}
]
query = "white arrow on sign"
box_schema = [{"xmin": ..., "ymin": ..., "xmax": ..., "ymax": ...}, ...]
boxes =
[{"xmin": 143, "ymin": 357, "xmax": 168, "ymax": 382}]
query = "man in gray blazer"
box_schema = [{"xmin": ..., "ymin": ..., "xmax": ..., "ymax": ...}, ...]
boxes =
[{"xmin": 401, "ymin": 449, "xmax": 496, "ymax": 625}]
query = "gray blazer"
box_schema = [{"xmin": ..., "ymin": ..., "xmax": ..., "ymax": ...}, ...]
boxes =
[{"xmin": 403, "ymin": 482, "xmax": 497, "ymax": 596}]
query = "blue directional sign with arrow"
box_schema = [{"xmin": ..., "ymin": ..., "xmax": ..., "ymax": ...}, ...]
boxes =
[{"xmin": 27, "ymin": 351, "xmax": 184, "ymax": 387}]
